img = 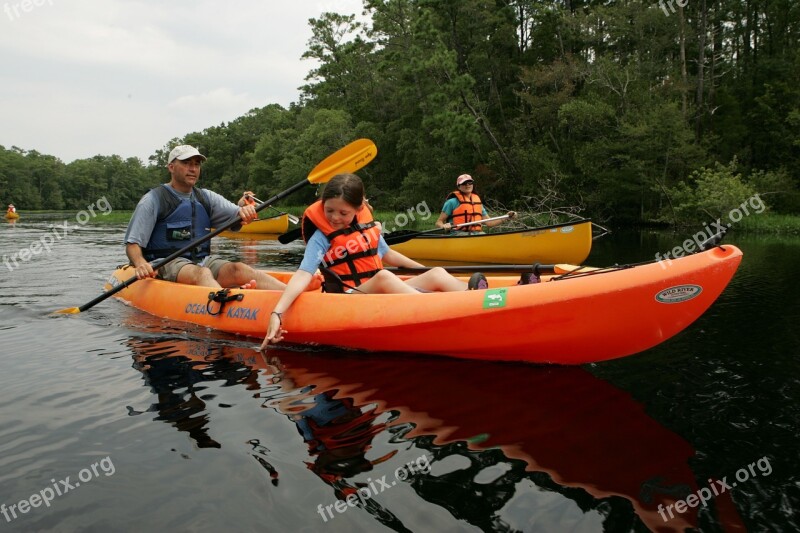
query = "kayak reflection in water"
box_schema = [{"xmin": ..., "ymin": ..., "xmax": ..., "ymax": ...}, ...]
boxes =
[
  {"xmin": 124, "ymin": 336, "xmax": 745, "ymax": 531},
  {"xmin": 128, "ymin": 338, "xmax": 262, "ymax": 449}
]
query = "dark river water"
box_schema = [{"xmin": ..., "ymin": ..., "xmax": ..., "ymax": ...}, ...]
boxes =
[{"xmin": 0, "ymin": 214, "xmax": 798, "ymax": 532}]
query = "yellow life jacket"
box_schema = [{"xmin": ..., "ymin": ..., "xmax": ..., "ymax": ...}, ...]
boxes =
[{"xmin": 302, "ymin": 200, "xmax": 383, "ymax": 292}]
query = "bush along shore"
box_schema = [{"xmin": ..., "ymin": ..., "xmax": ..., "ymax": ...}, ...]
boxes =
[{"xmin": 11, "ymin": 207, "xmax": 797, "ymax": 236}]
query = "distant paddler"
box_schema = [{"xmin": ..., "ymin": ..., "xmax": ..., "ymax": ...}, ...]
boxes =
[
  {"xmin": 237, "ymin": 191, "xmax": 300, "ymax": 224},
  {"xmin": 435, "ymin": 174, "xmax": 515, "ymax": 234}
]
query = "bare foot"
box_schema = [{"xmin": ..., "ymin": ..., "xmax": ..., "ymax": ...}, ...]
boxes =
[{"xmin": 240, "ymin": 279, "xmax": 257, "ymax": 289}]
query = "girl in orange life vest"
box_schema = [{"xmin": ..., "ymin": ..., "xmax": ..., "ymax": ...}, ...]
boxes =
[
  {"xmin": 261, "ymin": 173, "xmax": 478, "ymax": 349},
  {"xmin": 435, "ymin": 174, "xmax": 516, "ymax": 233}
]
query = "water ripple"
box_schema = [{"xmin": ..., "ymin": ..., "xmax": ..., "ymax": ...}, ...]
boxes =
[{"xmin": 0, "ymin": 222, "xmax": 797, "ymax": 531}]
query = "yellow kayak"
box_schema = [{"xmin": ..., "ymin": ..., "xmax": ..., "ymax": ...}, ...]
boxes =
[
  {"xmin": 5, "ymin": 212, "xmax": 19, "ymax": 220},
  {"xmin": 218, "ymin": 213, "xmax": 289, "ymax": 235},
  {"xmin": 389, "ymin": 220, "xmax": 593, "ymax": 264}
]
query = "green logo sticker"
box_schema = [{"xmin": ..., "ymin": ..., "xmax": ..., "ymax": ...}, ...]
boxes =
[{"xmin": 483, "ymin": 288, "xmax": 507, "ymax": 309}]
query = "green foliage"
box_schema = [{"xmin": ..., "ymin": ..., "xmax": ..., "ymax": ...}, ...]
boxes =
[
  {"xmin": 0, "ymin": 146, "xmax": 156, "ymax": 211},
  {"xmin": 736, "ymin": 213, "xmax": 800, "ymax": 234},
  {"xmin": 747, "ymin": 168, "xmax": 800, "ymax": 214},
  {"xmin": 2, "ymin": 0, "xmax": 799, "ymax": 231},
  {"xmin": 558, "ymin": 99, "xmax": 616, "ymax": 137},
  {"xmin": 666, "ymin": 160, "xmax": 764, "ymax": 224}
]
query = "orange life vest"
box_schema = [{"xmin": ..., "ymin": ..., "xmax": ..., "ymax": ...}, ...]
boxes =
[
  {"xmin": 302, "ymin": 200, "xmax": 383, "ymax": 292},
  {"xmin": 447, "ymin": 191, "xmax": 483, "ymax": 231}
]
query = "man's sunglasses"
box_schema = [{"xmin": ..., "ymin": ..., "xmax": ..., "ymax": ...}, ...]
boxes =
[{"xmin": 459, "ymin": 181, "xmax": 474, "ymax": 186}]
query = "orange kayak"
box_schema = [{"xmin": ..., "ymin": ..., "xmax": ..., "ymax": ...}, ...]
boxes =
[{"xmin": 106, "ymin": 245, "xmax": 743, "ymax": 364}]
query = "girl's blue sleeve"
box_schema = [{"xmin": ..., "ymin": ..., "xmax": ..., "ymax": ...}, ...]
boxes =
[
  {"xmin": 298, "ymin": 231, "xmax": 330, "ymax": 273},
  {"xmin": 378, "ymin": 235, "xmax": 390, "ymax": 257}
]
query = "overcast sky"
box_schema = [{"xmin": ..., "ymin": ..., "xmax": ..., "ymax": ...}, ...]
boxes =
[{"xmin": 0, "ymin": 0, "xmax": 364, "ymax": 164}]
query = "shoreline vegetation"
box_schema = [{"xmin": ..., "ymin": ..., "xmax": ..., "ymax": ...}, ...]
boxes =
[
  {"xmin": 4, "ymin": 3, "xmax": 800, "ymax": 230},
  {"xmin": 12, "ymin": 209, "xmax": 800, "ymax": 235}
]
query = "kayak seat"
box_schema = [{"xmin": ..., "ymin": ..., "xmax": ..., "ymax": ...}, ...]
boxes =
[
  {"xmin": 518, "ymin": 272, "xmax": 540, "ymax": 285},
  {"xmin": 467, "ymin": 272, "xmax": 489, "ymax": 290}
]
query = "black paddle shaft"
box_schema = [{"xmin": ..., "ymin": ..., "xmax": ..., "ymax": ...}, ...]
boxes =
[
  {"xmin": 386, "ymin": 264, "xmax": 556, "ymax": 275},
  {"xmin": 278, "ymin": 227, "xmax": 304, "ymax": 244}
]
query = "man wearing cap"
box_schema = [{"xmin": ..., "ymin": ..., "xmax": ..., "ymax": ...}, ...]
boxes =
[
  {"xmin": 124, "ymin": 145, "xmax": 285, "ymax": 289},
  {"xmin": 435, "ymin": 174, "xmax": 516, "ymax": 234}
]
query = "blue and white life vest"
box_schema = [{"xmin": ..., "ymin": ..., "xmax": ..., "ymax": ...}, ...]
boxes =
[{"xmin": 142, "ymin": 185, "xmax": 212, "ymax": 261}]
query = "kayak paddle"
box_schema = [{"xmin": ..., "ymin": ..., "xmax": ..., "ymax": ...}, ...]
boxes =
[
  {"xmin": 385, "ymin": 263, "xmax": 603, "ymax": 275},
  {"xmin": 386, "ymin": 263, "xmax": 553, "ymax": 275},
  {"xmin": 277, "ymin": 214, "xmax": 511, "ymax": 246},
  {"xmin": 383, "ymin": 214, "xmax": 511, "ymax": 245},
  {"xmin": 53, "ymin": 138, "xmax": 377, "ymax": 315},
  {"xmin": 277, "ymin": 227, "xmax": 303, "ymax": 244}
]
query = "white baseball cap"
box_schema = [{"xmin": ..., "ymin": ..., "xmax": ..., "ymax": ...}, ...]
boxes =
[
  {"xmin": 456, "ymin": 174, "xmax": 474, "ymax": 185},
  {"xmin": 167, "ymin": 145, "xmax": 207, "ymax": 164}
]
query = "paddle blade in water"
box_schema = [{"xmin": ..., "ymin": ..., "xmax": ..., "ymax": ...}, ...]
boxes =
[
  {"xmin": 307, "ymin": 139, "xmax": 377, "ymax": 184},
  {"xmin": 52, "ymin": 307, "xmax": 81, "ymax": 315}
]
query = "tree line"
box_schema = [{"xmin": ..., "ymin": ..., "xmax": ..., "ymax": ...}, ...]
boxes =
[{"xmin": 2, "ymin": 0, "xmax": 798, "ymax": 225}]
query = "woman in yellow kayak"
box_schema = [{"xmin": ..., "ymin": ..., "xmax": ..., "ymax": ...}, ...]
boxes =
[
  {"xmin": 435, "ymin": 174, "xmax": 516, "ymax": 234},
  {"xmin": 261, "ymin": 173, "xmax": 486, "ymax": 349}
]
